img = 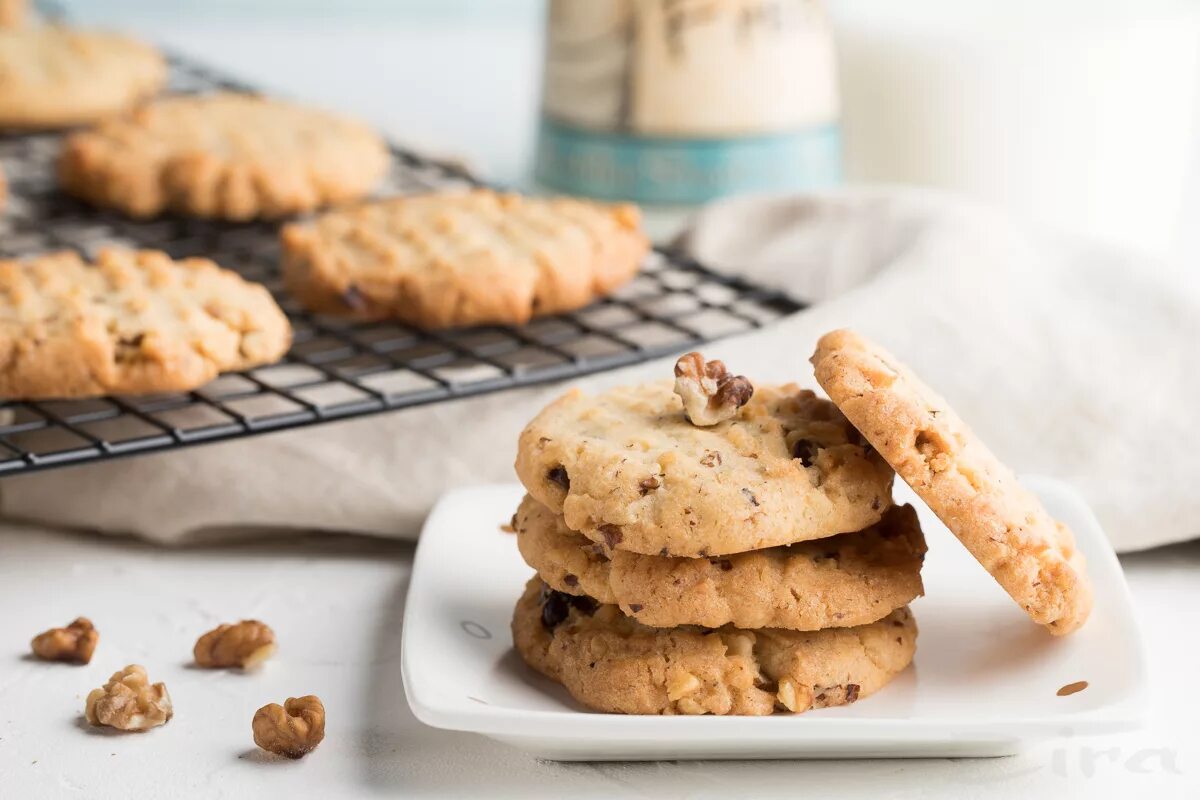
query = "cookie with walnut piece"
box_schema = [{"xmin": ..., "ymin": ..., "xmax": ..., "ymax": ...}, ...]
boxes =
[
  {"xmin": 515, "ymin": 494, "xmax": 926, "ymax": 630},
  {"xmin": 512, "ymin": 578, "xmax": 917, "ymax": 716},
  {"xmin": 515, "ymin": 371, "xmax": 894, "ymax": 557},
  {"xmin": 0, "ymin": 248, "xmax": 291, "ymax": 400},
  {"xmin": 279, "ymin": 189, "xmax": 648, "ymax": 328},
  {"xmin": 811, "ymin": 328, "xmax": 1092, "ymax": 635}
]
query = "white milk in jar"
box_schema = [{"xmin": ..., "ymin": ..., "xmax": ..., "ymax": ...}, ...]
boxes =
[{"xmin": 535, "ymin": 0, "xmax": 842, "ymax": 204}]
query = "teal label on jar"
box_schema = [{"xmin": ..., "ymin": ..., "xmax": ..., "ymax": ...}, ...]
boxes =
[{"xmin": 535, "ymin": 118, "xmax": 842, "ymax": 205}]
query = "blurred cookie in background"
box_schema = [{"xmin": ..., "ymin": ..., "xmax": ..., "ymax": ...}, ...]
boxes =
[
  {"xmin": 0, "ymin": 248, "xmax": 292, "ymax": 400},
  {"xmin": 0, "ymin": 26, "xmax": 165, "ymax": 129},
  {"xmin": 59, "ymin": 92, "xmax": 389, "ymax": 220},
  {"xmin": 0, "ymin": 0, "xmax": 26, "ymax": 28},
  {"xmin": 281, "ymin": 189, "xmax": 648, "ymax": 328}
]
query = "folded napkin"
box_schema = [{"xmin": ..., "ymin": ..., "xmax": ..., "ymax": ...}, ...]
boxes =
[{"xmin": 4, "ymin": 188, "xmax": 1196, "ymax": 552}]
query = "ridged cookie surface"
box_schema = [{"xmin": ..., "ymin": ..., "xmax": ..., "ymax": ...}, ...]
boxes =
[
  {"xmin": 59, "ymin": 92, "xmax": 388, "ymax": 220},
  {"xmin": 280, "ymin": 189, "xmax": 648, "ymax": 328},
  {"xmin": 515, "ymin": 495, "xmax": 925, "ymax": 630},
  {"xmin": 811, "ymin": 328, "xmax": 1092, "ymax": 636},
  {"xmin": 516, "ymin": 381, "xmax": 895, "ymax": 557},
  {"xmin": 512, "ymin": 578, "xmax": 917, "ymax": 715},
  {"xmin": 0, "ymin": 249, "xmax": 291, "ymax": 399},
  {"xmin": 0, "ymin": 27, "xmax": 164, "ymax": 129}
]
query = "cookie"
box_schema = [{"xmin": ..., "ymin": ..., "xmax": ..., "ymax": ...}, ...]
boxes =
[
  {"xmin": 0, "ymin": 27, "xmax": 165, "ymax": 130},
  {"xmin": 512, "ymin": 578, "xmax": 917, "ymax": 715},
  {"xmin": 0, "ymin": 0, "xmax": 26, "ymax": 28},
  {"xmin": 0, "ymin": 248, "xmax": 292, "ymax": 399},
  {"xmin": 515, "ymin": 495, "xmax": 926, "ymax": 630},
  {"xmin": 515, "ymin": 381, "xmax": 895, "ymax": 557},
  {"xmin": 811, "ymin": 329, "xmax": 1092, "ymax": 636},
  {"xmin": 279, "ymin": 189, "xmax": 648, "ymax": 328},
  {"xmin": 59, "ymin": 92, "xmax": 388, "ymax": 220}
]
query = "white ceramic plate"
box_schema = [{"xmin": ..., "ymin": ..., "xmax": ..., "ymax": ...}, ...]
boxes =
[{"xmin": 401, "ymin": 478, "xmax": 1146, "ymax": 761}]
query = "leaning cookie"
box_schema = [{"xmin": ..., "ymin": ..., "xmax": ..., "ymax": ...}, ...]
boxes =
[
  {"xmin": 811, "ymin": 328, "xmax": 1092, "ymax": 636},
  {"xmin": 59, "ymin": 92, "xmax": 388, "ymax": 220},
  {"xmin": 0, "ymin": 27, "xmax": 165, "ymax": 129},
  {"xmin": 512, "ymin": 578, "xmax": 917, "ymax": 716},
  {"xmin": 516, "ymin": 380, "xmax": 894, "ymax": 557},
  {"xmin": 280, "ymin": 189, "xmax": 648, "ymax": 328},
  {"xmin": 516, "ymin": 495, "xmax": 925, "ymax": 630},
  {"xmin": 0, "ymin": 249, "xmax": 291, "ymax": 399}
]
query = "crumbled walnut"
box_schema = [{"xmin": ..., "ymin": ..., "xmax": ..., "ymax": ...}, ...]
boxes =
[
  {"xmin": 85, "ymin": 665, "xmax": 173, "ymax": 731},
  {"xmin": 776, "ymin": 677, "xmax": 812, "ymax": 713},
  {"xmin": 252, "ymin": 695, "xmax": 326, "ymax": 759},
  {"xmin": 30, "ymin": 617, "xmax": 98, "ymax": 664},
  {"xmin": 667, "ymin": 671, "xmax": 702, "ymax": 701},
  {"xmin": 194, "ymin": 620, "xmax": 277, "ymax": 670},
  {"xmin": 673, "ymin": 352, "xmax": 754, "ymax": 426}
]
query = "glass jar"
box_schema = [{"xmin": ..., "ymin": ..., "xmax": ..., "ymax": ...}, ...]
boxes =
[{"xmin": 535, "ymin": 0, "xmax": 841, "ymax": 205}]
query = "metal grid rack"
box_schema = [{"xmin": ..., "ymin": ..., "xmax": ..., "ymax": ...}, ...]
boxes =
[{"xmin": 0, "ymin": 55, "xmax": 804, "ymax": 478}]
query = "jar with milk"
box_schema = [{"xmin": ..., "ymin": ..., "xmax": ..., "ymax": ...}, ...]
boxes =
[{"xmin": 535, "ymin": 0, "xmax": 841, "ymax": 205}]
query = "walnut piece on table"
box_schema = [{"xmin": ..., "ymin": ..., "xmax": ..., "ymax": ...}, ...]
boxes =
[
  {"xmin": 84, "ymin": 664, "xmax": 173, "ymax": 731},
  {"xmin": 252, "ymin": 695, "xmax": 325, "ymax": 759},
  {"xmin": 193, "ymin": 620, "xmax": 276, "ymax": 669},
  {"xmin": 673, "ymin": 351, "xmax": 754, "ymax": 426},
  {"xmin": 30, "ymin": 617, "xmax": 98, "ymax": 664}
]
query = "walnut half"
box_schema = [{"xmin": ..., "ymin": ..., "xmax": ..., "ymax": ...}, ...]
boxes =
[
  {"xmin": 84, "ymin": 664, "xmax": 173, "ymax": 731},
  {"xmin": 30, "ymin": 617, "xmax": 98, "ymax": 664},
  {"xmin": 252, "ymin": 695, "xmax": 326, "ymax": 759},
  {"xmin": 673, "ymin": 352, "xmax": 753, "ymax": 426},
  {"xmin": 194, "ymin": 620, "xmax": 276, "ymax": 670}
]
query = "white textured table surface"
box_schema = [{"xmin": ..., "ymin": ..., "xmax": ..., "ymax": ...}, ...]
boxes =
[
  {"xmin": 0, "ymin": 523, "xmax": 1197, "ymax": 799},
  {"xmin": 1, "ymin": 13, "xmax": 1197, "ymax": 799}
]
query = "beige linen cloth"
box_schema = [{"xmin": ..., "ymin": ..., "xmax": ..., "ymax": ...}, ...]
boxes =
[{"xmin": 3, "ymin": 188, "xmax": 1196, "ymax": 552}]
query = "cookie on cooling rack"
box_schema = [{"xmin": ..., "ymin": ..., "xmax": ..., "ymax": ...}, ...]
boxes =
[
  {"xmin": 0, "ymin": 0, "xmax": 26, "ymax": 28},
  {"xmin": 811, "ymin": 328, "xmax": 1093, "ymax": 636},
  {"xmin": 0, "ymin": 26, "xmax": 165, "ymax": 129},
  {"xmin": 279, "ymin": 189, "xmax": 649, "ymax": 328},
  {"xmin": 515, "ymin": 494, "xmax": 926, "ymax": 630},
  {"xmin": 59, "ymin": 92, "xmax": 389, "ymax": 220},
  {"xmin": 0, "ymin": 248, "xmax": 292, "ymax": 399},
  {"xmin": 513, "ymin": 578, "xmax": 917, "ymax": 716}
]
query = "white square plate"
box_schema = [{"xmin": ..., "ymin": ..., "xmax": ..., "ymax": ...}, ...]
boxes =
[{"xmin": 402, "ymin": 478, "xmax": 1146, "ymax": 761}]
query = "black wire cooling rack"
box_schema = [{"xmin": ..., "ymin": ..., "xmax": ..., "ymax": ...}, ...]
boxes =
[{"xmin": 0, "ymin": 54, "xmax": 804, "ymax": 477}]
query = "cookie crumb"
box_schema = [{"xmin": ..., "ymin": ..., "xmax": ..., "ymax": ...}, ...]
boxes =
[{"xmin": 1056, "ymin": 680, "xmax": 1088, "ymax": 697}]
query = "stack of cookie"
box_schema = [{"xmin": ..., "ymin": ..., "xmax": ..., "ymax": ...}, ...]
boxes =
[{"xmin": 509, "ymin": 352, "xmax": 927, "ymax": 715}]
